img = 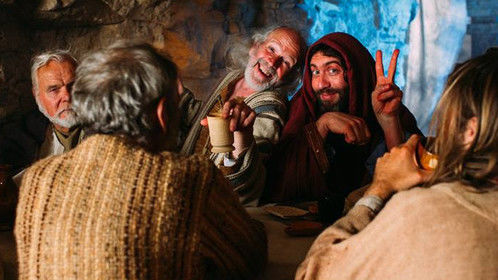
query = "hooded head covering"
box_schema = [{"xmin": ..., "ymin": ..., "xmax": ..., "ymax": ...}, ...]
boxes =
[
  {"xmin": 302, "ymin": 33, "xmax": 376, "ymax": 121},
  {"xmin": 264, "ymin": 32, "xmax": 421, "ymax": 203},
  {"xmin": 282, "ymin": 32, "xmax": 419, "ymax": 140}
]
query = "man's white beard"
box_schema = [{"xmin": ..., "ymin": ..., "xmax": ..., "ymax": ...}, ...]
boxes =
[
  {"xmin": 36, "ymin": 99, "xmax": 78, "ymax": 129},
  {"xmin": 244, "ymin": 58, "xmax": 278, "ymax": 92},
  {"xmin": 49, "ymin": 110, "xmax": 78, "ymax": 129}
]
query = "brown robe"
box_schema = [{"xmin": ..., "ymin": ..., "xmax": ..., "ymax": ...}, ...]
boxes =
[{"xmin": 15, "ymin": 134, "xmax": 267, "ymax": 279}]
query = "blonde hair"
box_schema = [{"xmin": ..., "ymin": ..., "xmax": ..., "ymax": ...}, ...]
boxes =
[{"xmin": 428, "ymin": 49, "xmax": 498, "ymax": 187}]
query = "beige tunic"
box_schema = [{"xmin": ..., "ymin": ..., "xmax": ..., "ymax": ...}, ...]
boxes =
[
  {"xmin": 15, "ymin": 134, "xmax": 267, "ymax": 280},
  {"xmin": 296, "ymin": 181, "xmax": 498, "ymax": 280}
]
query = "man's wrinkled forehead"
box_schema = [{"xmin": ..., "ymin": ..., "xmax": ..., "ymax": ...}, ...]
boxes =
[
  {"xmin": 308, "ymin": 44, "xmax": 346, "ymax": 70},
  {"xmin": 37, "ymin": 60, "xmax": 76, "ymax": 85},
  {"xmin": 263, "ymin": 29, "xmax": 301, "ymax": 63},
  {"xmin": 310, "ymin": 52, "xmax": 343, "ymax": 69}
]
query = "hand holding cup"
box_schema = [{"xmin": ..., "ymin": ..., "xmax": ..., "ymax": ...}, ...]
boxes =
[
  {"xmin": 206, "ymin": 113, "xmax": 235, "ymax": 153},
  {"xmin": 365, "ymin": 135, "xmax": 433, "ymax": 200},
  {"xmin": 202, "ymin": 98, "xmax": 256, "ymax": 154}
]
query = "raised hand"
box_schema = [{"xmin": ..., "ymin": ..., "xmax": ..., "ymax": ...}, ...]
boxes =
[{"xmin": 372, "ymin": 50, "xmax": 403, "ymax": 124}]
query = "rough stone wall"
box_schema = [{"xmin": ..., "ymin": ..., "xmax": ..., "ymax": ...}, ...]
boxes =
[
  {"xmin": 0, "ymin": 3, "xmax": 34, "ymax": 123},
  {"xmin": 0, "ymin": 0, "xmax": 309, "ymax": 124},
  {"xmin": 467, "ymin": 0, "xmax": 498, "ymax": 56}
]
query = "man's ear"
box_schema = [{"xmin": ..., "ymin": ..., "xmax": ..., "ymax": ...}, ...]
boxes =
[
  {"xmin": 463, "ymin": 116, "xmax": 478, "ymax": 148},
  {"xmin": 156, "ymin": 97, "xmax": 168, "ymax": 134},
  {"xmin": 249, "ymin": 43, "xmax": 259, "ymax": 57}
]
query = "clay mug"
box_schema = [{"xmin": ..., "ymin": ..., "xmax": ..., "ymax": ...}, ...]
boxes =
[{"xmin": 207, "ymin": 113, "xmax": 235, "ymax": 153}]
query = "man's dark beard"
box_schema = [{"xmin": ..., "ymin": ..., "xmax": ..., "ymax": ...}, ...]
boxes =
[{"xmin": 316, "ymin": 87, "xmax": 349, "ymax": 114}]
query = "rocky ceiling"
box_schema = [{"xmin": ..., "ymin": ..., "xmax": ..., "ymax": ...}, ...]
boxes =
[{"xmin": 0, "ymin": 0, "xmax": 309, "ymax": 122}]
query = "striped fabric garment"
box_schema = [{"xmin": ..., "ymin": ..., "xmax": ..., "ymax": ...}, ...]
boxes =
[
  {"xmin": 179, "ymin": 70, "xmax": 288, "ymax": 206},
  {"xmin": 15, "ymin": 134, "xmax": 267, "ymax": 279}
]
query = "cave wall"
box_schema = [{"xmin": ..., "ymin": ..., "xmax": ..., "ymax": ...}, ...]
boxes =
[
  {"xmin": 467, "ymin": 0, "xmax": 498, "ymax": 57},
  {"xmin": 0, "ymin": 0, "xmax": 496, "ymax": 127},
  {"xmin": 0, "ymin": 0, "xmax": 309, "ymax": 124},
  {"xmin": 0, "ymin": 2, "xmax": 33, "ymax": 122}
]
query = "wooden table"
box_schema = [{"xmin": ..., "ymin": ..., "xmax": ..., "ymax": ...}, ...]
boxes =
[
  {"xmin": 0, "ymin": 208, "xmax": 318, "ymax": 280},
  {"xmin": 246, "ymin": 207, "xmax": 317, "ymax": 280}
]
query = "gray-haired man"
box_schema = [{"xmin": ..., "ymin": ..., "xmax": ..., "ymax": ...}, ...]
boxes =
[
  {"xmin": 179, "ymin": 26, "xmax": 307, "ymax": 206},
  {"xmin": 0, "ymin": 50, "xmax": 83, "ymax": 278},
  {"xmin": 0, "ymin": 50, "xmax": 83, "ymax": 182},
  {"xmin": 15, "ymin": 41, "xmax": 267, "ymax": 280}
]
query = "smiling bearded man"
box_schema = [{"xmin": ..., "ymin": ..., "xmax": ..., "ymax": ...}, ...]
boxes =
[
  {"xmin": 310, "ymin": 48, "xmax": 349, "ymax": 113},
  {"xmin": 264, "ymin": 33, "xmax": 421, "ymax": 210},
  {"xmin": 179, "ymin": 26, "xmax": 306, "ymax": 206}
]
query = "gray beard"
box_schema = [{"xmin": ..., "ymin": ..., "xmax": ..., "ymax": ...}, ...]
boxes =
[
  {"xmin": 36, "ymin": 97, "xmax": 78, "ymax": 129},
  {"xmin": 49, "ymin": 111, "xmax": 78, "ymax": 128},
  {"xmin": 244, "ymin": 59, "xmax": 278, "ymax": 92}
]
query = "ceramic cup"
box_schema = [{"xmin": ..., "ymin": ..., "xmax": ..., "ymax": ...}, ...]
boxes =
[
  {"xmin": 416, "ymin": 136, "xmax": 438, "ymax": 171},
  {"xmin": 207, "ymin": 114, "xmax": 234, "ymax": 153}
]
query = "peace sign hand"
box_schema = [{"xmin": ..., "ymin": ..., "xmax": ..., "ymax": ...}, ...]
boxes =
[{"xmin": 372, "ymin": 49, "xmax": 403, "ymax": 125}]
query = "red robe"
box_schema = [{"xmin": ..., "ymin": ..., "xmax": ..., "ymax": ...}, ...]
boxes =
[{"xmin": 264, "ymin": 33, "xmax": 420, "ymax": 202}]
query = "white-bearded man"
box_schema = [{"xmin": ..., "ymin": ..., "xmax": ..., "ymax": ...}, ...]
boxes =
[
  {"xmin": 179, "ymin": 26, "xmax": 307, "ymax": 206},
  {"xmin": 0, "ymin": 50, "xmax": 83, "ymax": 185}
]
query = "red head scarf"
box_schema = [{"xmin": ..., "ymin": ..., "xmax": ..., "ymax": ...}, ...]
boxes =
[
  {"xmin": 283, "ymin": 32, "xmax": 379, "ymax": 139},
  {"xmin": 265, "ymin": 33, "xmax": 420, "ymax": 203},
  {"xmin": 282, "ymin": 32, "xmax": 419, "ymax": 139}
]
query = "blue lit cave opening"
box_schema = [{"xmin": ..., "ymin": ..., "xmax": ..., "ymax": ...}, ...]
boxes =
[{"xmin": 298, "ymin": 0, "xmax": 468, "ymax": 133}]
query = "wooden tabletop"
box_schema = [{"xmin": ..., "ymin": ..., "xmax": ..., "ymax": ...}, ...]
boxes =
[{"xmin": 246, "ymin": 207, "xmax": 317, "ymax": 280}]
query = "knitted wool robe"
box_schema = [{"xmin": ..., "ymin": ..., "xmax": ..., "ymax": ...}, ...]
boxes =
[{"xmin": 15, "ymin": 134, "xmax": 267, "ymax": 279}]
